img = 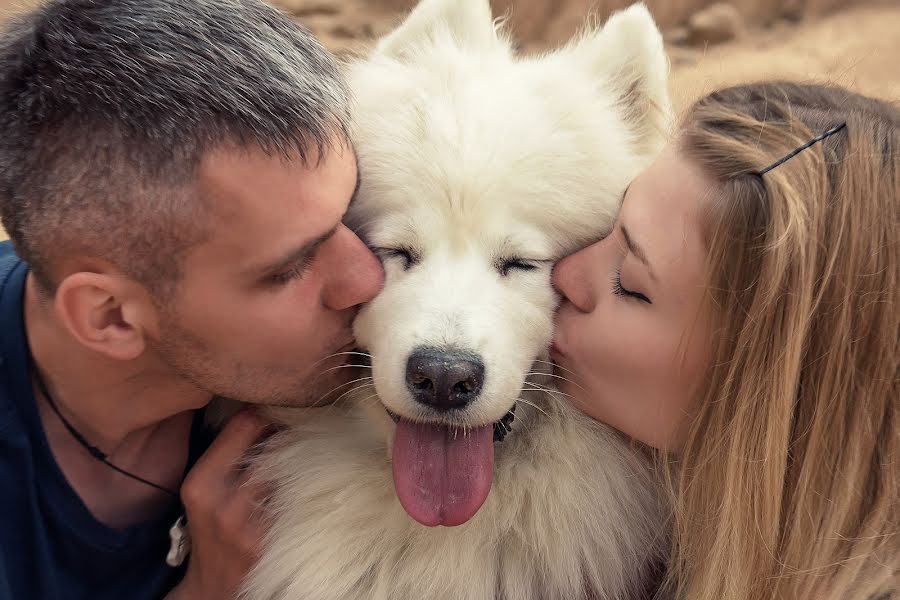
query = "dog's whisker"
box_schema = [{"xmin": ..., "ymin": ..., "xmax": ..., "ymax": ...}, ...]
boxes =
[
  {"xmin": 522, "ymin": 382, "xmax": 576, "ymax": 401},
  {"xmin": 288, "ymin": 377, "xmax": 382, "ymax": 412},
  {"xmin": 299, "ymin": 371, "xmax": 391, "ymax": 414},
  {"xmin": 308, "ymin": 350, "xmax": 362, "ymax": 370},
  {"xmin": 314, "ymin": 384, "xmax": 373, "ymax": 419},
  {"xmin": 536, "ymin": 372, "xmax": 588, "ymax": 392},
  {"xmin": 319, "ymin": 350, "xmax": 372, "ymax": 360},
  {"xmin": 353, "ymin": 392, "xmax": 382, "ymax": 407},
  {"xmin": 322, "ymin": 384, "xmax": 379, "ymax": 418},
  {"xmin": 319, "ymin": 374, "xmax": 390, "ymax": 404},
  {"xmin": 522, "ymin": 384, "xmax": 595, "ymax": 412},
  {"xmin": 515, "ymin": 397, "xmax": 551, "ymax": 418},
  {"xmin": 521, "ymin": 385, "xmax": 581, "ymax": 411},
  {"xmin": 522, "ymin": 385, "xmax": 582, "ymax": 408},
  {"xmin": 318, "ymin": 385, "xmax": 377, "ymax": 414},
  {"xmin": 319, "ymin": 363, "xmax": 375, "ymax": 372},
  {"xmin": 317, "ymin": 376, "xmax": 376, "ymax": 402},
  {"xmin": 520, "ymin": 389, "xmax": 562, "ymax": 407},
  {"xmin": 513, "ymin": 395, "xmax": 551, "ymax": 416},
  {"xmin": 499, "ymin": 399, "xmax": 533, "ymax": 435},
  {"xmin": 308, "ymin": 363, "xmax": 375, "ymax": 383},
  {"xmin": 525, "ymin": 371, "xmax": 589, "ymax": 393},
  {"xmin": 336, "ymin": 351, "xmax": 373, "ymax": 359},
  {"xmin": 531, "ymin": 358, "xmax": 580, "ymax": 378}
]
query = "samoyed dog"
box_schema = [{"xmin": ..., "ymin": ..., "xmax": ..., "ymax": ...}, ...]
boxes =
[{"xmin": 243, "ymin": 1, "xmax": 673, "ymax": 599}]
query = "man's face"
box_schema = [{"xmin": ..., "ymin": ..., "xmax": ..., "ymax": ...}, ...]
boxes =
[{"xmin": 153, "ymin": 139, "xmax": 384, "ymax": 406}]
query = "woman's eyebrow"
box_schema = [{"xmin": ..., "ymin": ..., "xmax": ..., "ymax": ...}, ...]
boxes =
[{"xmin": 620, "ymin": 224, "xmax": 656, "ymax": 282}]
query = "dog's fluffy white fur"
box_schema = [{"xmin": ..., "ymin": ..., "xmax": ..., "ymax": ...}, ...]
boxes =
[{"xmin": 243, "ymin": 2, "xmax": 673, "ymax": 599}]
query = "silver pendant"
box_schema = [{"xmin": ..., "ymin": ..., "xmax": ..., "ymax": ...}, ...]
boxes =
[{"xmin": 166, "ymin": 515, "xmax": 192, "ymax": 567}]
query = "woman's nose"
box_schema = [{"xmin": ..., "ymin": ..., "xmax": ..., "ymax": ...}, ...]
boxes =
[{"xmin": 552, "ymin": 248, "xmax": 596, "ymax": 313}]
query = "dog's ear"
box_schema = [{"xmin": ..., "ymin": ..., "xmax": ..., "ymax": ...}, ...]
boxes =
[
  {"xmin": 568, "ymin": 3, "xmax": 673, "ymax": 153},
  {"xmin": 376, "ymin": 0, "xmax": 499, "ymax": 58}
]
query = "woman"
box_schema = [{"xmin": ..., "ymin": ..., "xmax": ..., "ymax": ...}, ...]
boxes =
[{"xmin": 551, "ymin": 82, "xmax": 898, "ymax": 599}]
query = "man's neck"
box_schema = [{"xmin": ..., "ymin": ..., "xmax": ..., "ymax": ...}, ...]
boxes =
[
  {"xmin": 25, "ymin": 275, "xmax": 210, "ymax": 450},
  {"xmin": 24, "ymin": 275, "xmax": 212, "ymax": 527}
]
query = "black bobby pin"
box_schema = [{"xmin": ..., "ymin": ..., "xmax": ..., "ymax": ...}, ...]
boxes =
[{"xmin": 756, "ymin": 122, "xmax": 847, "ymax": 176}]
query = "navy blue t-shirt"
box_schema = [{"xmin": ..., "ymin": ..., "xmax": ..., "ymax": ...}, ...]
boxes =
[{"xmin": 0, "ymin": 240, "xmax": 213, "ymax": 600}]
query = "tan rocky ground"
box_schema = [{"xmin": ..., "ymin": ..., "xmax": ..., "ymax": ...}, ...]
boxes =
[
  {"xmin": 0, "ymin": 0, "xmax": 897, "ymax": 240},
  {"xmin": 287, "ymin": 0, "xmax": 900, "ymax": 110},
  {"xmin": 665, "ymin": 1, "xmax": 900, "ymax": 108}
]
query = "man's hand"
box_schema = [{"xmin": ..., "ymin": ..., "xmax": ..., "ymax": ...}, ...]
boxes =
[{"xmin": 165, "ymin": 410, "xmax": 271, "ymax": 600}]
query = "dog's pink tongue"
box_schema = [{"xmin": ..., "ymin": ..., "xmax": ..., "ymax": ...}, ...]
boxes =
[{"xmin": 392, "ymin": 419, "xmax": 493, "ymax": 527}]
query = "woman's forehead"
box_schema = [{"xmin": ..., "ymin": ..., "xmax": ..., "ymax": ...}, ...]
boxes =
[{"xmin": 620, "ymin": 145, "xmax": 712, "ymax": 291}]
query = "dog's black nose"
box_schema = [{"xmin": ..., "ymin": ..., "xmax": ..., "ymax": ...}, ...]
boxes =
[{"xmin": 405, "ymin": 347, "xmax": 485, "ymax": 411}]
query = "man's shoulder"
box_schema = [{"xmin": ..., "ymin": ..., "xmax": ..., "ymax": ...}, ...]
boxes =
[
  {"xmin": 0, "ymin": 240, "xmax": 19, "ymax": 261},
  {"xmin": 0, "ymin": 240, "xmax": 23, "ymax": 289},
  {"xmin": 0, "ymin": 237, "xmax": 27, "ymax": 347},
  {"xmin": 0, "ymin": 239, "xmax": 29, "ymax": 438}
]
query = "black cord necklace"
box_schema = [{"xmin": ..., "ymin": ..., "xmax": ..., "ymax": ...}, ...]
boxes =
[{"xmin": 32, "ymin": 366, "xmax": 179, "ymax": 498}]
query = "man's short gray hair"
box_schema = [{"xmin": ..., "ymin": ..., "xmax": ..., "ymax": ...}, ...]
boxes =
[{"xmin": 0, "ymin": 0, "xmax": 351, "ymax": 294}]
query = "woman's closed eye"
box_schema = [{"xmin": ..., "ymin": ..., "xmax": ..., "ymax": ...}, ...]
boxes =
[{"xmin": 611, "ymin": 269, "xmax": 651, "ymax": 304}]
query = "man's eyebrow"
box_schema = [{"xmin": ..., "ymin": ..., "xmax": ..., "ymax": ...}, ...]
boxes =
[
  {"xmin": 256, "ymin": 225, "xmax": 339, "ymax": 277},
  {"xmin": 255, "ymin": 162, "xmax": 359, "ymax": 279},
  {"xmin": 621, "ymin": 224, "xmax": 656, "ymax": 282}
]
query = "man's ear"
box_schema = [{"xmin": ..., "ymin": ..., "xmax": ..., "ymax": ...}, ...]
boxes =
[
  {"xmin": 565, "ymin": 3, "xmax": 674, "ymax": 154},
  {"xmin": 53, "ymin": 270, "xmax": 158, "ymax": 361},
  {"xmin": 375, "ymin": 0, "xmax": 502, "ymax": 59}
]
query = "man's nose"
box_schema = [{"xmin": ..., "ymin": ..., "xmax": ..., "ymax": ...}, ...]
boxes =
[{"xmin": 321, "ymin": 225, "xmax": 385, "ymax": 311}]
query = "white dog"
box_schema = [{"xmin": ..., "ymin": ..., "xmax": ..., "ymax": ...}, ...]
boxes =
[{"xmin": 243, "ymin": 1, "xmax": 673, "ymax": 599}]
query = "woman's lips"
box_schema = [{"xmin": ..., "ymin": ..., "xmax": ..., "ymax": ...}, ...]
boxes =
[{"xmin": 549, "ymin": 340, "xmax": 565, "ymax": 359}]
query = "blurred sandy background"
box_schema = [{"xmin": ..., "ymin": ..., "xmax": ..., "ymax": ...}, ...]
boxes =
[
  {"xmin": 0, "ymin": 0, "xmax": 897, "ymax": 240},
  {"xmin": 266, "ymin": 0, "xmax": 900, "ymax": 109}
]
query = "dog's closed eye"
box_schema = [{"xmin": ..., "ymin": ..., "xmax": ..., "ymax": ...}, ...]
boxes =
[
  {"xmin": 496, "ymin": 258, "xmax": 549, "ymax": 277},
  {"xmin": 375, "ymin": 247, "xmax": 419, "ymax": 270}
]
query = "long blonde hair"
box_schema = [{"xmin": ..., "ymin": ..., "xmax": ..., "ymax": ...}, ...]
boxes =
[{"xmin": 666, "ymin": 82, "xmax": 898, "ymax": 599}]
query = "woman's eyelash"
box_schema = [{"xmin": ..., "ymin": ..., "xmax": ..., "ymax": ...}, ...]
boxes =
[{"xmin": 611, "ymin": 269, "xmax": 652, "ymax": 304}]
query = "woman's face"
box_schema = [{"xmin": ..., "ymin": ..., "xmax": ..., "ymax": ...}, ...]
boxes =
[{"xmin": 551, "ymin": 144, "xmax": 712, "ymax": 451}]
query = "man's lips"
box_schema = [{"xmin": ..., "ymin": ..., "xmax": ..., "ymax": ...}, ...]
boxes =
[
  {"xmin": 337, "ymin": 340, "xmax": 357, "ymax": 352},
  {"xmin": 328, "ymin": 339, "xmax": 359, "ymax": 360}
]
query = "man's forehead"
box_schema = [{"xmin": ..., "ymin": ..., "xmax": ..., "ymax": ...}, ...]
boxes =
[
  {"xmin": 198, "ymin": 144, "xmax": 305, "ymax": 199},
  {"xmin": 196, "ymin": 140, "xmax": 352, "ymax": 214},
  {"xmin": 189, "ymin": 141, "xmax": 358, "ymax": 267}
]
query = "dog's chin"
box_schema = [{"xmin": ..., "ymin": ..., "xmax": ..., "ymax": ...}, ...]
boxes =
[{"xmin": 382, "ymin": 403, "xmax": 516, "ymax": 529}]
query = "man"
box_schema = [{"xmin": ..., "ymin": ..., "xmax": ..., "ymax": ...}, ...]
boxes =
[{"xmin": 0, "ymin": 0, "xmax": 384, "ymax": 598}]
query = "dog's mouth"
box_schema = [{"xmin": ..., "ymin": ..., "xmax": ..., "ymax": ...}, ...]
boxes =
[
  {"xmin": 384, "ymin": 405, "xmax": 516, "ymax": 441},
  {"xmin": 384, "ymin": 405, "xmax": 517, "ymax": 528}
]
